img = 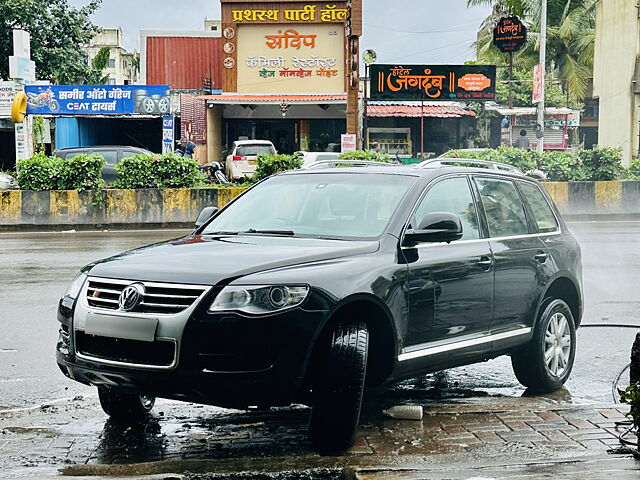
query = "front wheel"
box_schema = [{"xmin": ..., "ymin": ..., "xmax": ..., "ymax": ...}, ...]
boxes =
[
  {"xmin": 511, "ymin": 299, "xmax": 576, "ymax": 392},
  {"xmin": 308, "ymin": 321, "xmax": 369, "ymax": 455},
  {"xmin": 97, "ymin": 386, "xmax": 155, "ymax": 421}
]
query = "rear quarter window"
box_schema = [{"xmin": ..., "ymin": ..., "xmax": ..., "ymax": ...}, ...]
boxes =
[{"xmin": 518, "ymin": 181, "xmax": 559, "ymax": 233}]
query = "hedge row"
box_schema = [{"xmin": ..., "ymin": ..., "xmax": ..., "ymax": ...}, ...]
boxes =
[
  {"xmin": 446, "ymin": 146, "xmax": 633, "ymax": 182},
  {"xmin": 14, "ymin": 152, "xmax": 204, "ymax": 191}
]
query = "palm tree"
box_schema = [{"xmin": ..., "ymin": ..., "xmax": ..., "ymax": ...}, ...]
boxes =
[{"xmin": 469, "ymin": 0, "xmax": 595, "ymax": 101}]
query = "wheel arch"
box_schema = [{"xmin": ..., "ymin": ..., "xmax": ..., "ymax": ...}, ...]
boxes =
[
  {"xmin": 306, "ymin": 294, "xmax": 399, "ymax": 387},
  {"xmin": 538, "ymin": 275, "xmax": 582, "ymax": 327}
]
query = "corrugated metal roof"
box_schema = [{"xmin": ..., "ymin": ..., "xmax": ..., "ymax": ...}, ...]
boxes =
[
  {"xmin": 367, "ymin": 104, "xmax": 475, "ymax": 118},
  {"xmin": 146, "ymin": 36, "xmax": 222, "ymax": 90},
  {"xmin": 200, "ymin": 94, "xmax": 347, "ymax": 104}
]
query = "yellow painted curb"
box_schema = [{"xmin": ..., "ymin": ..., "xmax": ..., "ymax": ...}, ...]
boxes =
[
  {"xmin": 541, "ymin": 182, "xmax": 569, "ymax": 210},
  {"xmin": 0, "ymin": 190, "xmax": 22, "ymax": 221},
  {"xmin": 594, "ymin": 181, "xmax": 622, "ymax": 210},
  {"xmin": 163, "ymin": 189, "xmax": 192, "ymax": 221},
  {"xmin": 217, "ymin": 188, "xmax": 246, "ymax": 208},
  {"xmin": 107, "ymin": 189, "xmax": 137, "ymax": 221},
  {"xmin": 50, "ymin": 190, "xmax": 80, "ymax": 220}
]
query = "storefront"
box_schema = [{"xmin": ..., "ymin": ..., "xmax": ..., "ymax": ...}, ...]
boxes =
[
  {"xmin": 204, "ymin": 0, "xmax": 354, "ymax": 160},
  {"xmin": 25, "ymin": 84, "xmax": 171, "ymax": 153},
  {"xmin": 366, "ymin": 101, "xmax": 476, "ymax": 157}
]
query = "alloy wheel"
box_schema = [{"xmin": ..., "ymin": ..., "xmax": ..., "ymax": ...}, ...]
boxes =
[{"xmin": 544, "ymin": 312, "xmax": 571, "ymax": 377}]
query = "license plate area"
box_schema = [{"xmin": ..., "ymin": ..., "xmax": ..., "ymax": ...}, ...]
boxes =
[
  {"xmin": 85, "ymin": 312, "xmax": 158, "ymax": 342},
  {"xmin": 248, "ymin": 159, "xmax": 257, "ymax": 165}
]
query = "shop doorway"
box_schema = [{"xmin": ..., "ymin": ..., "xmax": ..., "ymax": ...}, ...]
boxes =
[{"xmin": 226, "ymin": 119, "xmax": 297, "ymax": 154}]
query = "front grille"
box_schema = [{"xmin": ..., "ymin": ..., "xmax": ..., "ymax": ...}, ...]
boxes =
[
  {"xmin": 86, "ymin": 278, "xmax": 207, "ymax": 315},
  {"xmin": 76, "ymin": 331, "xmax": 175, "ymax": 367}
]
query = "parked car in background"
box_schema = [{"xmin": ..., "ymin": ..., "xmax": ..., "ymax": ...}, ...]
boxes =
[
  {"xmin": 225, "ymin": 140, "xmax": 276, "ymax": 181},
  {"xmin": 54, "ymin": 146, "xmax": 154, "ymax": 183},
  {"xmin": 295, "ymin": 151, "xmax": 341, "ymax": 168},
  {"xmin": 56, "ymin": 162, "xmax": 582, "ymax": 455},
  {"xmin": 0, "ymin": 172, "xmax": 17, "ymax": 189}
]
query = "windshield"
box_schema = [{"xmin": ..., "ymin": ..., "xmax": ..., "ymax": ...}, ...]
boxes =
[
  {"xmin": 236, "ymin": 144, "xmax": 276, "ymax": 156},
  {"xmin": 202, "ymin": 173, "xmax": 417, "ymax": 239}
]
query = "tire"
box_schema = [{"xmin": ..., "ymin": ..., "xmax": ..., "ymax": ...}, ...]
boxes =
[
  {"xmin": 308, "ymin": 321, "xmax": 369, "ymax": 455},
  {"xmin": 511, "ymin": 299, "xmax": 576, "ymax": 392},
  {"xmin": 97, "ymin": 386, "xmax": 155, "ymax": 421}
]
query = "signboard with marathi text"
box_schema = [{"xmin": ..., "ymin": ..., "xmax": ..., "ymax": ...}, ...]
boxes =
[
  {"xmin": 532, "ymin": 64, "xmax": 543, "ymax": 104},
  {"xmin": 0, "ymin": 81, "xmax": 16, "ymax": 118},
  {"xmin": 236, "ymin": 24, "xmax": 344, "ymax": 93},
  {"xmin": 24, "ymin": 85, "xmax": 170, "ymax": 115},
  {"xmin": 370, "ymin": 64, "xmax": 496, "ymax": 101},
  {"xmin": 231, "ymin": 4, "xmax": 348, "ymax": 23},
  {"xmin": 341, "ymin": 133, "xmax": 356, "ymax": 153},
  {"xmin": 493, "ymin": 17, "xmax": 527, "ymax": 53}
]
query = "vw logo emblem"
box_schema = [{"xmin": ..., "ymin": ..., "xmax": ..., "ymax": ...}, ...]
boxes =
[{"xmin": 118, "ymin": 283, "xmax": 145, "ymax": 311}]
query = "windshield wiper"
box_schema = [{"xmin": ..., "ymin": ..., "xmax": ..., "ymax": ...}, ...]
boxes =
[
  {"xmin": 243, "ymin": 229, "xmax": 295, "ymax": 236},
  {"xmin": 205, "ymin": 231, "xmax": 240, "ymax": 235}
]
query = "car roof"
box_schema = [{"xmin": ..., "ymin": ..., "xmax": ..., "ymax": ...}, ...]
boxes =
[
  {"xmin": 234, "ymin": 140, "xmax": 274, "ymax": 145},
  {"xmin": 280, "ymin": 164, "xmax": 534, "ymax": 182},
  {"xmin": 55, "ymin": 146, "xmax": 150, "ymax": 151}
]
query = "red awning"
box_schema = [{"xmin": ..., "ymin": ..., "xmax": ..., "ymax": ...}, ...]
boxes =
[
  {"xmin": 201, "ymin": 94, "xmax": 347, "ymax": 104},
  {"xmin": 367, "ymin": 104, "xmax": 475, "ymax": 118}
]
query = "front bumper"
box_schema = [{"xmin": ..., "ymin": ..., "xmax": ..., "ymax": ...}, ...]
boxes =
[{"xmin": 56, "ymin": 285, "xmax": 331, "ymax": 408}]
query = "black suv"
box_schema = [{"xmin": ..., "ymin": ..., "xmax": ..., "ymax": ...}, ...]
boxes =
[{"xmin": 56, "ymin": 163, "xmax": 582, "ymax": 454}]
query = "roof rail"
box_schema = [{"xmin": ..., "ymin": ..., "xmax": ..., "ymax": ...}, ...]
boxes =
[
  {"xmin": 417, "ymin": 158, "xmax": 523, "ymax": 174},
  {"xmin": 301, "ymin": 160, "xmax": 402, "ymax": 169}
]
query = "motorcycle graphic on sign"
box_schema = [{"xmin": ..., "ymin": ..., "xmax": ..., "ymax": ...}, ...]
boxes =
[{"xmin": 26, "ymin": 87, "xmax": 60, "ymax": 113}]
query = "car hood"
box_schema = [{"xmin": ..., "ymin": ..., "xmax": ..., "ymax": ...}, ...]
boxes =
[{"xmin": 88, "ymin": 234, "xmax": 380, "ymax": 285}]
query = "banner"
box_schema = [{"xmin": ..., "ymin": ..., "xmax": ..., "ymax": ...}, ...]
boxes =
[
  {"xmin": 370, "ymin": 65, "xmax": 496, "ymax": 101},
  {"xmin": 25, "ymin": 85, "xmax": 170, "ymax": 115},
  {"xmin": 162, "ymin": 116, "xmax": 174, "ymax": 153},
  {"xmin": 532, "ymin": 64, "xmax": 543, "ymax": 104},
  {"xmin": 0, "ymin": 82, "xmax": 16, "ymax": 118}
]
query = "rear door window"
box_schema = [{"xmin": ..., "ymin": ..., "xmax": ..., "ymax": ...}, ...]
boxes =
[
  {"xmin": 236, "ymin": 144, "xmax": 276, "ymax": 156},
  {"xmin": 517, "ymin": 181, "xmax": 559, "ymax": 233},
  {"xmin": 475, "ymin": 177, "xmax": 530, "ymax": 238},
  {"xmin": 97, "ymin": 150, "xmax": 118, "ymax": 165}
]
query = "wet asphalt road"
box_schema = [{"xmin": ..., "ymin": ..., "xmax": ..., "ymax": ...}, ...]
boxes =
[{"xmin": 1, "ymin": 221, "xmax": 639, "ymax": 409}]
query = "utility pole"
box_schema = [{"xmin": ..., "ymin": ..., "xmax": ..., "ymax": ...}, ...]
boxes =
[{"xmin": 536, "ymin": 0, "xmax": 547, "ymax": 154}]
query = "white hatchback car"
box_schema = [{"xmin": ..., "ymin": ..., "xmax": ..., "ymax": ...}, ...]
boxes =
[{"xmin": 225, "ymin": 140, "xmax": 276, "ymax": 181}]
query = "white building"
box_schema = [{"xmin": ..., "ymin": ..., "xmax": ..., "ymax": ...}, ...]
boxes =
[{"xmin": 85, "ymin": 28, "xmax": 139, "ymax": 85}]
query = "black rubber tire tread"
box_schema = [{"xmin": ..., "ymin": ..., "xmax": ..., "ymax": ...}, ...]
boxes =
[
  {"xmin": 308, "ymin": 320, "xmax": 369, "ymax": 455},
  {"xmin": 511, "ymin": 299, "xmax": 576, "ymax": 393},
  {"xmin": 97, "ymin": 386, "xmax": 155, "ymax": 420}
]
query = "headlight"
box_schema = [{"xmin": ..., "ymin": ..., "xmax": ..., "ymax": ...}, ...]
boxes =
[
  {"xmin": 63, "ymin": 272, "xmax": 87, "ymax": 300},
  {"xmin": 209, "ymin": 285, "xmax": 309, "ymax": 315}
]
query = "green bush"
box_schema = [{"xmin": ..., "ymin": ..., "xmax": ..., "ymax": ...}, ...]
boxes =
[
  {"xmin": 626, "ymin": 158, "xmax": 640, "ymax": 180},
  {"xmin": 579, "ymin": 147, "xmax": 624, "ymax": 181},
  {"xmin": 540, "ymin": 151, "xmax": 584, "ymax": 182},
  {"xmin": 15, "ymin": 153, "xmax": 105, "ymax": 191},
  {"xmin": 253, "ymin": 154, "xmax": 302, "ymax": 182},
  {"xmin": 114, "ymin": 153, "xmax": 203, "ymax": 189},
  {"xmin": 338, "ymin": 150, "xmax": 389, "ymax": 162}
]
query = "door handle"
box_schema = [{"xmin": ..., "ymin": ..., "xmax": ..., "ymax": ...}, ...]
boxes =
[
  {"xmin": 477, "ymin": 256, "xmax": 493, "ymax": 269},
  {"xmin": 534, "ymin": 251, "xmax": 548, "ymax": 263}
]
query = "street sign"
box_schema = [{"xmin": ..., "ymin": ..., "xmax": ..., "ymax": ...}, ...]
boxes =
[
  {"xmin": 493, "ymin": 17, "xmax": 527, "ymax": 53},
  {"xmin": 9, "ymin": 56, "xmax": 36, "ymax": 82},
  {"xmin": 532, "ymin": 64, "xmax": 544, "ymax": 104},
  {"xmin": 162, "ymin": 115, "xmax": 174, "ymax": 153},
  {"xmin": 341, "ymin": 133, "xmax": 356, "ymax": 153},
  {"xmin": 12, "ymin": 30, "xmax": 31, "ymax": 59},
  {"xmin": 370, "ymin": 64, "xmax": 496, "ymax": 101}
]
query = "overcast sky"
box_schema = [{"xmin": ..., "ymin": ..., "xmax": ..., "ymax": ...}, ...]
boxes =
[{"xmin": 69, "ymin": 0, "xmax": 491, "ymax": 64}]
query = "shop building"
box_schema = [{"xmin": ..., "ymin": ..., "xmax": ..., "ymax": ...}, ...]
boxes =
[{"xmin": 203, "ymin": 0, "xmax": 356, "ymax": 161}]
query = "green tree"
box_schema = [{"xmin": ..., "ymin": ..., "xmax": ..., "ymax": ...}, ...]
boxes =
[
  {"xmin": 469, "ymin": 0, "xmax": 595, "ymax": 102},
  {"xmin": 0, "ymin": 0, "xmax": 102, "ymax": 83},
  {"xmin": 86, "ymin": 46, "xmax": 111, "ymax": 84}
]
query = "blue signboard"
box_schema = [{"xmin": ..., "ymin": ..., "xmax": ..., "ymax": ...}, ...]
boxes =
[
  {"xmin": 162, "ymin": 115, "xmax": 174, "ymax": 153},
  {"xmin": 25, "ymin": 85, "xmax": 171, "ymax": 115}
]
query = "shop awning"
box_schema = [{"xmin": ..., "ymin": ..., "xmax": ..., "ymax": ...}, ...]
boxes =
[
  {"xmin": 200, "ymin": 93, "xmax": 347, "ymax": 105},
  {"xmin": 367, "ymin": 101, "xmax": 475, "ymax": 118}
]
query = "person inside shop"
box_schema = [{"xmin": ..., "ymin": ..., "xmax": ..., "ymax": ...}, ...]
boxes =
[
  {"xmin": 370, "ymin": 142, "xmax": 381, "ymax": 155},
  {"xmin": 513, "ymin": 129, "xmax": 530, "ymax": 150}
]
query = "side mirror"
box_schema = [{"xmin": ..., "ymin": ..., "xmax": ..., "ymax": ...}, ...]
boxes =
[
  {"xmin": 195, "ymin": 206, "xmax": 218, "ymax": 229},
  {"xmin": 404, "ymin": 212, "xmax": 463, "ymax": 245}
]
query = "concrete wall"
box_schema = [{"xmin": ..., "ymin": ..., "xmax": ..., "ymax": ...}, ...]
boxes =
[
  {"xmin": 593, "ymin": 0, "xmax": 639, "ymax": 166},
  {"xmin": 0, "ymin": 182, "xmax": 639, "ymax": 230},
  {"xmin": 0, "ymin": 188, "xmax": 246, "ymax": 230}
]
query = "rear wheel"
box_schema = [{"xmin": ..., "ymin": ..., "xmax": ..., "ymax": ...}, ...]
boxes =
[
  {"xmin": 511, "ymin": 299, "xmax": 576, "ymax": 392},
  {"xmin": 308, "ymin": 321, "xmax": 369, "ymax": 455},
  {"xmin": 97, "ymin": 386, "xmax": 155, "ymax": 421}
]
